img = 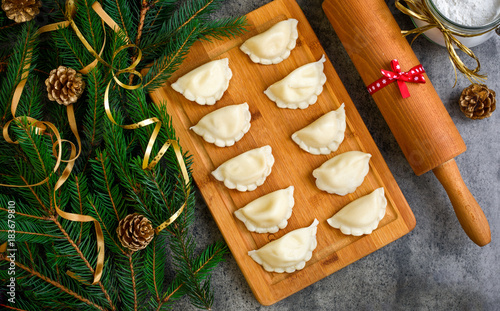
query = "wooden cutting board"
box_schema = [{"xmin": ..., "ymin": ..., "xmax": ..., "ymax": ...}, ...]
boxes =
[{"xmin": 149, "ymin": 0, "xmax": 415, "ymax": 305}]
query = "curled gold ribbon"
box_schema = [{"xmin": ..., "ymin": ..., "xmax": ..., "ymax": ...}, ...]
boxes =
[
  {"xmin": 64, "ymin": 0, "xmax": 189, "ymax": 241},
  {"xmin": 395, "ymin": 0, "xmax": 489, "ymax": 84},
  {"xmin": 1, "ymin": 0, "xmax": 190, "ymax": 285},
  {"xmin": 0, "ymin": 1, "xmax": 101, "ymax": 284},
  {"xmin": 92, "ymin": 1, "xmax": 190, "ymax": 233}
]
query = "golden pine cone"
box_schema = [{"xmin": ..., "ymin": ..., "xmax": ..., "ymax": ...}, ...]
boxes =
[
  {"xmin": 1, "ymin": 0, "xmax": 42, "ymax": 23},
  {"xmin": 117, "ymin": 213, "xmax": 155, "ymax": 252},
  {"xmin": 45, "ymin": 66, "xmax": 86, "ymax": 106},
  {"xmin": 459, "ymin": 84, "xmax": 496, "ymax": 120}
]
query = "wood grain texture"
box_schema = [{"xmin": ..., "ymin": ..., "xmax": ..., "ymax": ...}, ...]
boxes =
[
  {"xmin": 322, "ymin": 0, "xmax": 466, "ymax": 176},
  {"xmin": 433, "ymin": 160, "xmax": 491, "ymax": 246},
  {"xmin": 149, "ymin": 0, "xmax": 415, "ymax": 305}
]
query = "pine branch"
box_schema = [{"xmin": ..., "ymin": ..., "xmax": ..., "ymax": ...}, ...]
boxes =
[
  {"xmin": 103, "ymin": 0, "xmax": 137, "ymax": 43},
  {"xmin": 87, "ymin": 198, "xmax": 126, "ymax": 255},
  {"xmin": 51, "ymin": 27, "xmax": 89, "ymax": 71},
  {"xmin": 0, "ymin": 304, "xmax": 28, "ymax": 311},
  {"xmin": 0, "ymin": 1, "xmax": 248, "ymax": 310},
  {"xmin": 51, "ymin": 216, "xmax": 117, "ymax": 310},
  {"xmin": 136, "ymin": 0, "xmax": 157, "ymax": 47},
  {"xmin": 0, "ymin": 254, "xmax": 107, "ymax": 311},
  {"xmin": 156, "ymin": 275, "xmax": 185, "ymax": 310},
  {"xmin": 78, "ymin": 63, "xmax": 106, "ymax": 173},
  {"xmin": 75, "ymin": 0, "xmax": 105, "ymax": 58},
  {"xmin": 141, "ymin": 0, "xmax": 177, "ymax": 38},
  {"xmin": 142, "ymin": 23, "xmax": 200, "ymax": 92},
  {"xmin": 128, "ymin": 253, "xmax": 138, "ymax": 311},
  {"xmin": 200, "ymin": 16, "xmax": 248, "ymax": 41},
  {"xmin": 0, "ymin": 21, "xmax": 38, "ymax": 124},
  {"xmin": 93, "ymin": 151, "xmax": 122, "ymax": 221},
  {"xmin": 16, "ymin": 74, "xmax": 44, "ymax": 120},
  {"xmin": 144, "ymin": 236, "xmax": 165, "ymax": 302}
]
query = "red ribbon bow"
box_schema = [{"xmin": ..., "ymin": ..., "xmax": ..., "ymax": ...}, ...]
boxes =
[{"xmin": 367, "ymin": 59, "xmax": 426, "ymax": 98}]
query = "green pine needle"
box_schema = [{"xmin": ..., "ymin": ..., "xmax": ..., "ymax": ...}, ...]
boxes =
[{"xmin": 0, "ymin": 1, "xmax": 247, "ymax": 310}]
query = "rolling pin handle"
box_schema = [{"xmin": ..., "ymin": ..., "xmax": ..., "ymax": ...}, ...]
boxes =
[{"xmin": 432, "ymin": 159, "xmax": 491, "ymax": 246}]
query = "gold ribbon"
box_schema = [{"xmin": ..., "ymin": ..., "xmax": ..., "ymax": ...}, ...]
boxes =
[
  {"xmin": 2, "ymin": 0, "xmax": 190, "ymax": 284},
  {"xmin": 1, "ymin": 0, "xmax": 190, "ymax": 283},
  {"xmin": 395, "ymin": 0, "xmax": 489, "ymax": 84},
  {"xmin": 0, "ymin": 2, "xmax": 99, "ymax": 284},
  {"xmin": 89, "ymin": 1, "xmax": 189, "ymax": 233}
]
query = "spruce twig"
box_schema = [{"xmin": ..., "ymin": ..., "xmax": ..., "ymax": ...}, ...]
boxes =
[
  {"xmin": 129, "ymin": 0, "xmax": 158, "ymax": 84},
  {"xmin": 0, "ymin": 255, "xmax": 106, "ymax": 311},
  {"xmin": 52, "ymin": 217, "xmax": 117, "ymax": 310},
  {"xmin": 0, "ymin": 1, "xmax": 246, "ymax": 309}
]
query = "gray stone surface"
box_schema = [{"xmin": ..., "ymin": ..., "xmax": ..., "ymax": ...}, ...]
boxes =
[{"xmin": 177, "ymin": 1, "xmax": 500, "ymax": 310}]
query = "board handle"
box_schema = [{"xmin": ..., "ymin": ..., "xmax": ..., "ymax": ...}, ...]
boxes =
[{"xmin": 432, "ymin": 159, "xmax": 491, "ymax": 246}]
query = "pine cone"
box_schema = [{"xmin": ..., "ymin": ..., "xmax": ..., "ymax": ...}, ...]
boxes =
[
  {"xmin": 117, "ymin": 214, "xmax": 155, "ymax": 251},
  {"xmin": 459, "ymin": 84, "xmax": 496, "ymax": 120},
  {"xmin": 45, "ymin": 66, "xmax": 86, "ymax": 106},
  {"xmin": 1, "ymin": 0, "xmax": 42, "ymax": 24}
]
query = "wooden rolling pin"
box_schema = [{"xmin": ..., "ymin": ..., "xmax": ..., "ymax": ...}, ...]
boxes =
[{"xmin": 322, "ymin": 0, "xmax": 491, "ymax": 246}]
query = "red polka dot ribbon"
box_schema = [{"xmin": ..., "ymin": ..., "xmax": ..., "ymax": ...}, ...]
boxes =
[{"xmin": 367, "ymin": 59, "xmax": 426, "ymax": 99}]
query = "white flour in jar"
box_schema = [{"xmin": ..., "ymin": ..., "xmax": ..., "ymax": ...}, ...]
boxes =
[{"xmin": 432, "ymin": 0, "xmax": 500, "ymax": 27}]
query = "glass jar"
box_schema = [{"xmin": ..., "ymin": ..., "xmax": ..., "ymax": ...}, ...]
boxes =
[{"xmin": 412, "ymin": 0, "xmax": 500, "ymax": 48}]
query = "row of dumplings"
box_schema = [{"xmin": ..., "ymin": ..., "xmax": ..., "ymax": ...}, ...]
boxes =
[
  {"xmin": 170, "ymin": 18, "xmax": 388, "ymax": 273},
  {"xmin": 246, "ymin": 187, "xmax": 387, "ymax": 273},
  {"xmin": 213, "ymin": 146, "xmax": 387, "ymax": 273},
  {"xmin": 172, "ymin": 19, "xmax": 326, "ymax": 110},
  {"xmin": 173, "ymin": 53, "xmax": 326, "ymax": 109}
]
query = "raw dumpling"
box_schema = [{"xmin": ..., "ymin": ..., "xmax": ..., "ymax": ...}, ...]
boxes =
[
  {"xmin": 264, "ymin": 55, "xmax": 327, "ymax": 109},
  {"xmin": 171, "ymin": 58, "xmax": 232, "ymax": 105},
  {"xmin": 248, "ymin": 219, "xmax": 319, "ymax": 273},
  {"xmin": 234, "ymin": 186, "xmax": 294, "ymax": 233},
  {"xmin": 212, "ymin": 146, "xmax": 274, "ymax": 192},
  {"xmin": 240, "ymin": 19, "xmax": 299, "ymax": 65},
  {"xmin": 313, "ymin": 151, "xmax": 371, "ymax": 195},
  {"xmin": 327, "ymin": 188, "xmax": 387, "ymax": 236},
  {"xmin": 291, "ymin": 103, "xmax": 346, "ymax": 155},
  {"xmin": 190, "ymin": 103, "xmax": 251, "ymax": 147}
]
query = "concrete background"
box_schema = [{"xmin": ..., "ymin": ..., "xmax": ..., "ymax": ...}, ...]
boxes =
[{"xmin": 177, "ymin": 0, "xmax": 500, "ymax": 310}]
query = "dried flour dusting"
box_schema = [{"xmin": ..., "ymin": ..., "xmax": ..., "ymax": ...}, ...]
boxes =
[{"xmin": 433, "ymin": 0, "xmax": 500, "ymax": 26}]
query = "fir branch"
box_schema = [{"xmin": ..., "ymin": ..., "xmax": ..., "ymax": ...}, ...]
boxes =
[
  {"xmin": 0, "ymin": 304, "xmax": 27, "ymax": 311},
  {"xmin": 141, "ymin": 0, "xmax": 177, "ymax": 38},
  {"xmin": 156, "ymin": 275, "xmax": 185, "ymax": 310},
  {"xmin": 75, "ymin": 0, "xmax": 105, "ymax": 57},
  {"xmin": 128, "ymin": 253, "xmax": 138, "ymax": 311},
  {"xmin": 144, "ymin": 234, "xmax": 165, "ymax": 303},
  {"xmin": 87, "ymin": 198, "xmax": 126, "ymax": 256},
  {"xmin": 0, "ymin": 230, "xmax": 64, "ymax": 241},
  {"xmin": 51, "ymin": 27, "xmax": 88, "ymax": 71},
  {"xmin": 115, "ymin": 251, "xmax": 147, "ymax": 311},
  {"xmin": 200, "ymin": 16, "xmax": 248, "ymax": 41},
  {"xmin": 193, "ymin": 240, "xmax": 228, "ymax": 281},
  {"xmin": 95, "ymin": 151, "xmax": 121, "ymax": 221},
  {"xmin": 136, "ymin": 0, "xmax": 158, "ymax": 47},
  {"xmin": 103, "ymin": 0, "xmax": 137, "ymax": 43},
  {"xmin": 0, "ymin": 1, "xmax": 247, "ymax": 309},
  {"xmin": 0, "ymin": 21, "xmax": 38, "ymax": 123},
  {"xmin": 0, "ymin": 255, "xmax": 107, "ymax": 311},
  {"xmin": 168, "ymin": 0, "xmax": 222, "ymax": 36},
  {"xmin": 18, "ymin": 174, "xmax": 50, "ymax": 212},
  {"xmin": 16, "ymin": 74, "xmax": 44, "ymax": 120},
  {"xmin": 142, "ymin": 23, "xmax": 200, "ymax": 92},
  {"xmin": 74, "ymin": 175, "xmax": 85, "ymax": 244},
  {"xmin": 79, "ymin": 64, "xmax": 106, "ymax": 173},
  {"xmin": 51, "ymin": 217, "xmax": 117, "ymax": 310},
  {"xmin": 0, "ymin": 207, "xmax": 49, "ymax": 221}
]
